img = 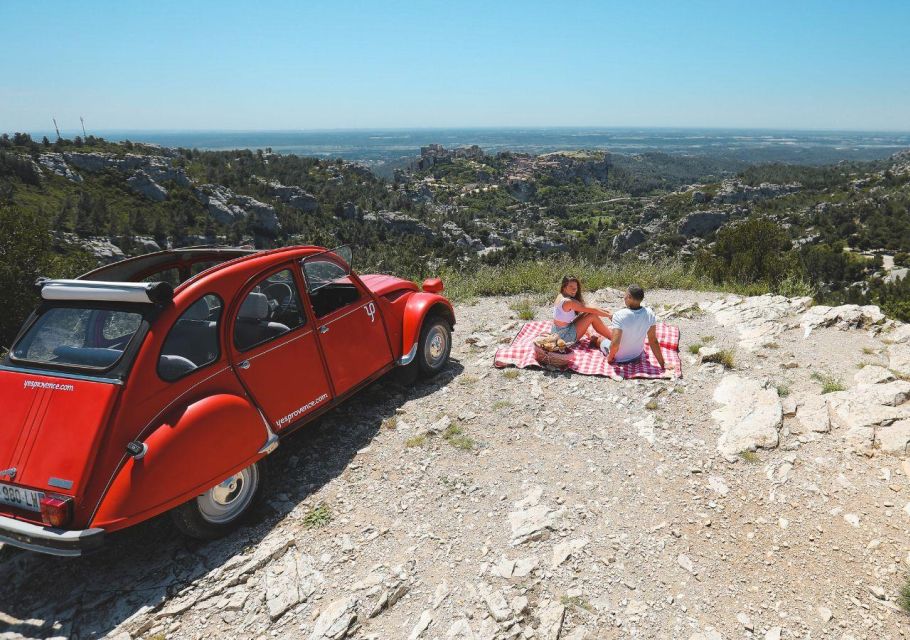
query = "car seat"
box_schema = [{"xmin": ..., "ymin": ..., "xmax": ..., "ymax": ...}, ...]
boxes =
[{"xmin": 234, "ymin": 292, "xmax": 290, "ymax": 350}]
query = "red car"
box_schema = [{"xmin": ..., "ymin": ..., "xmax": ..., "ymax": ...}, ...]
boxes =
[{"xmin": 0, "ymin": 245, "xmax": 454, "ymax": 556}]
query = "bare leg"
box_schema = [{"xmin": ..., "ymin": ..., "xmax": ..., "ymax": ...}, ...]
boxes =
[
  {"xmin": 591, "ymin": 316, "xmax": 613, "ymax": 340},
  {"xmin": 573, "ymin": 314, "xmax": 613, "ymax": 340}
]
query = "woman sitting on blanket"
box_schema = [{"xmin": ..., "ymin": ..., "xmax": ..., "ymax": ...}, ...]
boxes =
[{"xmin": 552, "ymin": 275, "xmax": 613, "ymax": 346}]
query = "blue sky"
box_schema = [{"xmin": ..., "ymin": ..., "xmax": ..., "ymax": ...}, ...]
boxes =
[{"xmin": 1, "ymin": 0, "xmax": 908, "ymax": 132}]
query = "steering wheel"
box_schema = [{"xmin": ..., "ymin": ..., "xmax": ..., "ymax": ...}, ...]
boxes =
[{"xmin": 262, "ymin": 282, "xmax": 294, "ymax": 319}]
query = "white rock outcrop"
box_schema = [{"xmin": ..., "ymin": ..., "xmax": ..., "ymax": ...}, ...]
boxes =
[
  {"xmin": 704, "ymin": 294, "xmax": 811, "ymax": 350},
  {"xmin": 712, "ymin": 374, "xmax": 782, "ymax": 459}
]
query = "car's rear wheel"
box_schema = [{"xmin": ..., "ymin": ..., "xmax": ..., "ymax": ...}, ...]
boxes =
[
  {"xmin": 417, "ymin": 316, "xmax": 451, "ymax": 377},
  {"xmin": 170, "ymin": 460, "xmax": 268, "ymax": 540}
]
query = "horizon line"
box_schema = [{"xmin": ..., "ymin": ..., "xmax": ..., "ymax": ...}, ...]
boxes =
[{"xmin": 14, "ymin": 125, "xmax": 910, "ymax": 135}]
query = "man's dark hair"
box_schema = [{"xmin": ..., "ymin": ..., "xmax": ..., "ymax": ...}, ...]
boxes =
[{"xmin": 627, "ymin": 284, "xmax": 645, "ymax": 302}]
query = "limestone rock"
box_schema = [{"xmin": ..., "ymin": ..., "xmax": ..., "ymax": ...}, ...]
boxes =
[
  {"xmin": 854, "ymin": 365, "xmax": 895, "ymax": 386},
  {"xmin": 262, "ymin": 549, "xmax": 323, "ymax": 621},
  {"xmin": 509, "ymin": 504, "xmax": 560, "ymax": 545},
  {"xmin": 884, "ymin": 323, "xmax": 910, "ymax": 344},
  {"xmin": 233, "ymin": 194, "xmax": 281, "ymax": 233},
  {"xmin": 857, "ymin": 380, "xmax": 910, "ymax": 406},
  {"xmin": 477, "ymin": 583, "xmax": 511, "ymax": 622},
  {"xmin": 308, "ymin": 596, "xmax": 358, "ymax": 640},
  {"xmin": 794, "ymin": 395, "xmax": 831, "ymax": 434},
  {"xmin": 551, "ymin": 537, "xmax": 588, "ymax": 568},
  {"xmin": 801, "ymin": 304, "xmax": 885, "ymax": 336},
  {"xmin": 127, "ymin": 170, "xmax": 168, "ymax": 201},
  {"xmin": 408, "ymin": 610, "xmax": 433, "ymax": 640},
  {"xmin": 446, "ymin": 619, "xmax": 476, "ymax": 639},
  {"xmin": 38, "ymin": 153, "xmax": 82, "ymax": 182},
  {"xmin": 712, "ymin": 374, "xmax": 782, "ymax": 459},
  {"xmin": 888, "ymin": 343, "xmax": 910, "ymax": 378},
  {"xmin": 678, "ymin": 210, "xmax": 729, "ymax": 237},
  {"xmin": 876, "ymin": 420, "xmax": 910, "ymax": 455},
  {"xmin": 536, "ymin": 601, "xmax": 566, "ymax": 640}
]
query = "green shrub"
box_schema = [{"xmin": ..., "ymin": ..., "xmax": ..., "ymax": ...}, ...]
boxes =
[
  {"xmin": 811, "ymin": 371, "xmax": 846, "ymax": 394},
  {"xmin": 509, "ymin": 297, "xmax": 536, "ymax": 320},
  {"xmin": 443, "ymin": 423, "xmax": 476, "ymax": 450}
]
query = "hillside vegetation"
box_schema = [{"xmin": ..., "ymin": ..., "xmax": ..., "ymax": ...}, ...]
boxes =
[{"xmin": 2, "ymin": 132, "xmax": 909, "ymax": 347}]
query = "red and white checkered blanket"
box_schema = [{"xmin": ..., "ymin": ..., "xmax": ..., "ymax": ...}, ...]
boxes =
[{"xmin": 493, "ymin": 321, "xmax": 682, "ymax": 379}]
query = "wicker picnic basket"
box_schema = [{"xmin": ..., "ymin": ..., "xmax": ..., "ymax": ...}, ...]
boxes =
[{"xmin": 533, "ymin": 342, "xmax": 574, "ymax": 369}]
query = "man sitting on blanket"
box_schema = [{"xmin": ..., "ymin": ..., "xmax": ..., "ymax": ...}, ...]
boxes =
[{"xmin": 590, "ymin": 285, "xmax": 665, "ymax": 369}]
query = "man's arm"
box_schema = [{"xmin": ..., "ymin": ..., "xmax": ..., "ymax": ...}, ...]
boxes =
[
  {"xmin": 647, "ymin": 325, "xmax": 666, "ymax": 369},
  {"xmin": 606, "ymin": 328, "xmax": 622, "ymax": 364}
]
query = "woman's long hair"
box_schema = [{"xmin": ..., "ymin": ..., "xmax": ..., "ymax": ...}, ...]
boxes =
[{"xmin": 557, "ymin": 275, "xmax": 584, "ymax": 304}]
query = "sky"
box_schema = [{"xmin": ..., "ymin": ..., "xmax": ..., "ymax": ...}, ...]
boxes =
[{"xmin": 1, "ymin": 0, "xmax": 909, "ymax": 133}]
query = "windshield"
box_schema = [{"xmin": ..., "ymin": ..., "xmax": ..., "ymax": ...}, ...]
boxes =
[{"xmin": 12, "ymin": 307, "xmax": 144, "ymax": 370}]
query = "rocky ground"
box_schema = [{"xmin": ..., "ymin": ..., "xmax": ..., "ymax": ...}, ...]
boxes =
[{"xmin": 3, "ymin": 290, "xmax": 910, "ymax": 640}]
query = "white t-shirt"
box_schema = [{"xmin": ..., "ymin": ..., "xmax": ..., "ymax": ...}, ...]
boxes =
[{"xmin": 604, "ymin": 306, "xmax": 657, "ymax": 362}]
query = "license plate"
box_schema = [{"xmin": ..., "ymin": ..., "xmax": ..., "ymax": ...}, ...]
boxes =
[{"xmin": 0, "ymin": 482, "xmax": 45, "ymax": 513}]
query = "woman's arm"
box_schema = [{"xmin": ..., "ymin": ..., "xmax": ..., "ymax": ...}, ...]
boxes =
[{"xmin": 562, "ymin": 299, "xmax": 613, "ymax": 318}]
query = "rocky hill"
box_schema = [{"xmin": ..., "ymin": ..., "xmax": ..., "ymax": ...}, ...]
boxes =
[{"xmin": 3, "ymin": 291, "xmax": 910, "ymax": 639}]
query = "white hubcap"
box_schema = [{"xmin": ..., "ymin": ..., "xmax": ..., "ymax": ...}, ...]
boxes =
[{"xmin": 197, "ymin": 465, "xmax": 259, "ymax": 524}]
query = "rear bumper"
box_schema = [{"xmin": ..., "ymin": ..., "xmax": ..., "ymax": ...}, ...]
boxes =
[{"xmin": 0, "ymin": 515, "xmax": 104, "ymax": 557}]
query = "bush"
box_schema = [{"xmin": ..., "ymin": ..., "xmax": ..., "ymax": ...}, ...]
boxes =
[
  {"xmin": 0, "ymin": 207, "xmax": 96, "ymax": 348},
  {"xmin": 696, "ymin": 217, "xmax": 801, "ymax": 289}
]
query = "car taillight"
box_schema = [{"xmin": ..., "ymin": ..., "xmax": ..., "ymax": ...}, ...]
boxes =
[{"xmin": 40, "ymin": 494, "xmax": 74, "ymax": 528}]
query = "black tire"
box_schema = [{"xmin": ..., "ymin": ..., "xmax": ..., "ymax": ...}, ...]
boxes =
[
  {"xmin": 417, "ymin": 316, "xmax": 451, "ymax": 378},
  {"xmin": 170, "ymin": 459, "xmax": 268, "ymax": 540}
]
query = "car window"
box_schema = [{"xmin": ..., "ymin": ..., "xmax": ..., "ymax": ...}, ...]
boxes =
[
  {"xmin": 158, "ymin": 295, "xmax": 223, "ymax": 381},
  {"xmin": 12, "ymin": 307, "xmax": 144, "ymax": 370},
  {"xmin": 302, "ymin": 258, "xmax": 362, "ymax": 318},
  {"xmin": 234, "ymin": 269, "xmax": 306, "ymax": 352}
]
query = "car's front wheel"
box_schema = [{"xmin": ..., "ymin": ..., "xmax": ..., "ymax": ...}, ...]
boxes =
[
  {"xmin": 170, "ymin": 460, "xmax": 267, "ymax": 540},
  {"xmin": 417, "ymin": 316, "xmax": 452, "ymax": 377}
]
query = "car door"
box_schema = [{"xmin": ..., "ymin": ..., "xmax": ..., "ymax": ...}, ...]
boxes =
[
  {"xmin": 301, "ymin": 249, "xmax": 393, "ymax": 397},
  {"xmin": 230, "ymin": 266, "xmax": 332, "ymax": 432}
]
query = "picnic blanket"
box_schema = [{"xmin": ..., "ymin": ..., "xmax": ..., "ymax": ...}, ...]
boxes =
[{"xmin": 493, "ymin": 320, "xmax": 682, "ymax": 379}]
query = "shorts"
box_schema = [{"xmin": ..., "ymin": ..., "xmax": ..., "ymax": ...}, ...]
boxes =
[{"xmin": 552, "ymin": 323, "xmax": 577, "ymax": 344}]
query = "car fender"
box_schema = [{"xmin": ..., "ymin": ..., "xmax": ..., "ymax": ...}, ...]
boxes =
[
  {"xmin": 400, "ymin": 293, "xmax": 455, "ymax": 364},
  {"xmin": 91, "ymin": 393, "xmax": 267, "ymax": 531}
]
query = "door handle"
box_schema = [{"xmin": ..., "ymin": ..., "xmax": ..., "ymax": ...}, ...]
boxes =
[
  {"xmin": 319, "ymin": 325, "xmax": 329, "ymax": 334},
  {"xmin": 238, "ymin": 360, "xmax": 250, "ymax": 370}
]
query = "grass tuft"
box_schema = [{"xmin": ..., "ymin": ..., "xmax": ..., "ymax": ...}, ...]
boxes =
[
  {"xmin": 811, "ymin": 371, "xmax": 846, "ymax": 394},
  {"xmin": 688, "ymin": 343, "xmax": 703, "ymax": 355},
  {"xmin": 302, "ymin": 503, "xmax": 332, "ymax": 529},
  {"xmin": 560, "ymin": 595, "xmax": 595, "ymax": 612},
  {"xmin": 899, "ymin": 578, "xmax": 910, "ymax": 613},
  {"xmin": 458, "ymin": 374, "xmax": 479, "ymax": 385},
  {"xmin": 739, "ymin": 451, "xmax": 760, "ymax": 463},
  {"xmin": 381, "ymin": 416, "xmax": 398, "ymax": 430},
  {"xmin": 443, "ymin": 423, "xmax": 476, "ymax": 450},
  {"xmin": 775, "ymin": 383, "xmax": 790, "ymax": 398},
  {"xmin": 405, "ymin": 434, "xmax": 428, "ymax": 448},
  {"xmin": 645, "ymin": 399, "xmax": 659, "ymax": 410},
  {"xmin": 502, "ymin": 369, "xmax": 519, "ymax": 380},
  {"xmin": 509, "ymin": 298, "xmax": 537, "ymax": 320},
  {"xmin": 702, "ymin": 348, "xmax": 735, "ymax": 369},
  {"xmin": 491, "ymin": 400, "xmax": 512, "ymax": 410}
]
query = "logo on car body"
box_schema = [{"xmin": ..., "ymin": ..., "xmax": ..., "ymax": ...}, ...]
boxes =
[
  {"xmin": 364, "ymin": 302, "xmax": 376, "ymax": 323},
  {"xmin": 0, "ymin": 468, "xmax": 16, "ymax": 480},
  {"xmin": 23, "ymin": 380, "xmax": 75, "ymax": 392},
  {"xmin": 275, "ymin": 393, "xmax": 330, "ymax": 428}
]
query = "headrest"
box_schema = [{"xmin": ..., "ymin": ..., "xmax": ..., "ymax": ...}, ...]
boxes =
[
  {"xmin": 238, "ymin": 292, "xmax": 269, "ymax": 320},
  {"xmin": 183, "ymin": 298, "xmax": 212, "ymax": 321}
]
